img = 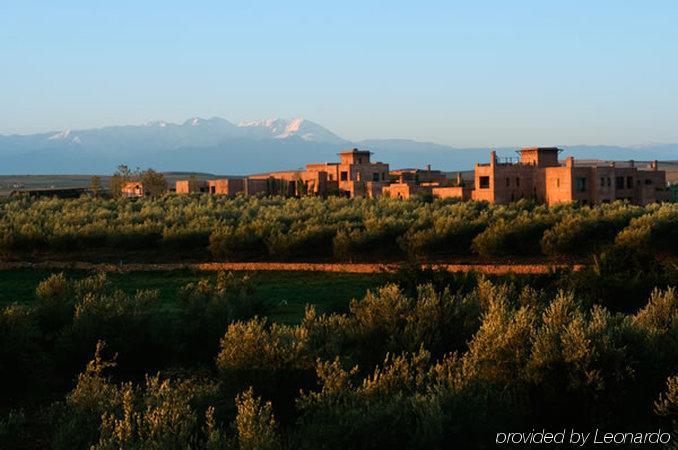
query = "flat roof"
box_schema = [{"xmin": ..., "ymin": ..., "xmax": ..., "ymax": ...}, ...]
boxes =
[
  {"xmin": 338, "ymin": 148, "xmax": 372, "ymax": 155},
  {"xmin": 519, "ymin": 147, "xmax": 562, "ymax": 152}
]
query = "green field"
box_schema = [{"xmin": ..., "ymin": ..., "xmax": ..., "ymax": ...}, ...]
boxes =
[{"xmin": 0, "ymin": 268, "xmax": 388, "ymax": 324}]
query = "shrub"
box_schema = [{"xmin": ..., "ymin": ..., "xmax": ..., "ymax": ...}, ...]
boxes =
[
  {"xmin": 542, "ymin": 203, "xmax": 642, "ymax": 256},
  {"xmin": 472, "ymin": 213, "xmax": 556, "ymax": 257}
]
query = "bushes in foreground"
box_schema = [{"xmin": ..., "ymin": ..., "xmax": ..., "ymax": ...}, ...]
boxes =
[
  {"xmin": 40, "ymin": 281, "xmax": 677, "ymax": 449},
  {"xmin": 0, "ymin": 266, "xmax": 677, "ymax": 448}
]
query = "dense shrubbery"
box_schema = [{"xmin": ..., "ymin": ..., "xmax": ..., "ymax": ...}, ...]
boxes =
[
  {"xmin": 0, "ymin": 265, "xmax": 676, "ymax": 448},
  {"xmin": 1, "ymin": 195, "xmax": 675, "ymax": 261}
]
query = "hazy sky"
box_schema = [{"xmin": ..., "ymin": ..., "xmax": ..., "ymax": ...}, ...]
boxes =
[{"xmin": 1, "ymin": 1, "xmax": 677, "ymax": 147}]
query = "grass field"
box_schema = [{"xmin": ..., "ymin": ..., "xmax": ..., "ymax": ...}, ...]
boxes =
[{"xmin": 0, "ymin": 268, "xmax": 388, "ymax": 324}]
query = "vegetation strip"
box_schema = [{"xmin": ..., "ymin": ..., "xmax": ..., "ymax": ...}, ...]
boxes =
[{"xmin": 0, "ymin": 261, "xmax": 583, "ymax": 274}]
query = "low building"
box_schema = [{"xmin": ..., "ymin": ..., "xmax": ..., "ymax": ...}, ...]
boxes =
[
  {"xmin": 472, "ymin": 147, "xmax": 670, "ymax": 205},
  {"xmin": 207, "ymin": 178, "xmax": 245, "ymax": 196},
  {"xmin": 305, "ymin": 148, "xmax": 390, "ymax": 197},
  {"xmin": 432, "ymin": 186, "xmax": 473, "ymax": 200},
  {"xmin": 391, "ymin": 166, "xmax": 447, "ymax": 184},
  {"xmin": 193, "ymin": 148, "xmax": 390, "ymax": 199},
  {"xmin": 121, "ymin": 181, "xmax": 149, "ymax": 198},
  {"xmin": 176, "ymin": 180, "xmax": 208, "ymax": 194},
  {"xmin": 383, "ymin": 181, "xmax": 438, "ymax": 199}
]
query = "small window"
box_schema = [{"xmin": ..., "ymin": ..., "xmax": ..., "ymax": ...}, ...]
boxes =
[
  {"xmin": 556, "ymin": 178, "xmax": 560, "ymax": 188},
  {"xmin": 516, "ymin": 177, "xmax": 520, "ymax": 187},
  {"xmin": 328, "ymin": 174, "xmax": 333, "ymax": 181},
  {"xmin": 506, "ymin": 177, "xmax": 510, "ymax": 187},
  {"xmin": 615, "ymin": 176, "xmax": 625, "ymax": 189},
  {"xmin": 357, "ymin": 158, "xmax": 362, "ymax": 164},
  {"xmin": 626, "ymin": 177, "xmax": 633, "ymax": 189},
  {"xmin": 372, "ymin": 173, "xmax": 379, "ymax": 182},
  {"xmin": 600, "ymin": 177, "xmax": 605, "ymax": 187},
  {"xmin": 575, "ymin": 177, "xmax": 587, "ymax": 192},
  {"xmin": 607, "ymin": 177, "xmax": 611, "ymax": 187},
  {"xmin": 479, "ymin": 176, "xmax": 490, "ymax": 189},
  {"xmin": 645, "ymin": 179, "xmax": 652, "ymax": 185},
  {"xmin": 340, "ymin": 171, "xmax": 348, "ymax": 181}
]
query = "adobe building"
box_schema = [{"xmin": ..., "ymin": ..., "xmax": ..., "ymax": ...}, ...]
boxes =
[
  {"xmin": 472, "ymin": 147, "xmax": 669, "ymax": 205},
  {"xmin": 207, "ymin": 178, "xmax": 245, "ymax": 196},
  {"xmin": 383, "ymin": 168, "xmax": 471, "ymax": 200},
  {"xmin": 176, "ymin": 148, "xmax": 390, "ymax": 199},
  {"xmin": 121, "ymin": 181, "xmax": 149, "ymax": 198},
  {"xmin": 305, "ymin": 148, "xmax": 390, "ymax": 197},
  {"xmin": 432, "ymin": 185, "xmax": 473, "ymax": 201},
  {"xmin": 175, "ymin": 179, "xmax": 208, "ymax": 194},
  {"xmin": 390, "ymin": 166, "xmax": 448, "ymax": 184}
]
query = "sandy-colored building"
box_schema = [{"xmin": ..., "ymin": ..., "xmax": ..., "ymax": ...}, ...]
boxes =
[
  {"xmin": 173, "ymin": 146, "xmax": 669, "ymax": 205},
  {"xmin": 432, "ymin": 186, "xmax": 473, "ymax": 200},
  {"xmin": 176, "ymin": 180, "xmax": 208, "ymax": 194},
  {"xmin": 390, "ymin": 166, "xmax": 448, "ymax": 184},
  {"xmin": 121, "ymin": 181, "xmax": 149, "ymax": 198},
  {"xmin": 207, "ymin": 178, "xmax": 245, "ymax": 196},
  {"xmin": 382, "ymin": 182, "xmax": 429, "ymax": 199},
  {"xmin": 175, "ymin": 148, "xmax": 389, "ymax": 199},
  {"xmin": 383, "ymin": 168, "xmax": 469, "ymax": 200},
  {"xmin": 473, "ymin": 147, "xmax": 669, "ymax": 205},
  {"xmin": 305, "ymin": 148, "xmax": 390, "ymax": 197}
]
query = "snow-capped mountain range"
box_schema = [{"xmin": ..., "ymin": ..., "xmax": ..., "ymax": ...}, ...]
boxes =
[{"xmin": 1, "ymin": 117, "xmax": 676, "ymax": 174}]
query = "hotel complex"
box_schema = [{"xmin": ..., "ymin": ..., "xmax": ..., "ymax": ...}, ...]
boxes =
[{"xmin": 124, "ymin": 147, "xmax": 670, "ymax": 205}]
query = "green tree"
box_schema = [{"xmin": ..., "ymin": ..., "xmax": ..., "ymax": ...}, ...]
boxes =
[
  {"xmin": 90, "ymin": 175, "xmax": 103, "ymax": 197},
  {"xmin": 109, "ymin": 165, "xmax": 132, "ymax": 198},
  {"xmin": 140, "ymin": 168, "xmax": 168, "ymax": 197},
  {"xmin": 188, "ymin": 173, "xmax": 200, "ymax": 192}
]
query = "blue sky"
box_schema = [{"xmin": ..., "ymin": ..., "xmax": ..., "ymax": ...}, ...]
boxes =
[{"xmin": 1, "ymin": 1, "xmax": 677, "ymax": 146}]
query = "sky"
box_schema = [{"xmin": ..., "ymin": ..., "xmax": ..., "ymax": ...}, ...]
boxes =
[{"xmin": 1, "ymin": 1, "xmax": 677, "ymax": 147}]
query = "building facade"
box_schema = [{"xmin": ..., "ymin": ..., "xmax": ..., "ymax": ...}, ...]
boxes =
[
  {"xmin": 121, "ymin": 181, "xmax": 149, "ymax": 198},
  {"xmin": 173, "ymin": 146, "xmax": 670, "ymax": 205},
  {"xmin": 178, "ymin": 148, "xmax": 393, "ymax": 199},
  {"xmin": 175, "ymin": 180, "xmax": 208, "ymax": 194},
  {"xmin": 472, "ymin": 147, "xmax": 669, "ymax": 205}
]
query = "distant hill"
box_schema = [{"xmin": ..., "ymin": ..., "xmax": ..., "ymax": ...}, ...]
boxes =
[{"xmin": 1, "ymin": 117, "xmax": 676, "ymax": 175}]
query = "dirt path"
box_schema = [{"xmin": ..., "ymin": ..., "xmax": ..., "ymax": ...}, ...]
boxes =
[{"xmin": 0, "ymin": 261, "xmax": 584, "ymax": 274}]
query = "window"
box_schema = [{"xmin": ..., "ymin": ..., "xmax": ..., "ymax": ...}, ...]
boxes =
[
  {"xmin": 506, "ymin": 177, "xmax": 510, "ymax": 187},
  {"xmin": 556, "ymin": 178, "xmax": 560, "ymax": 188},
  {"xmin": 328, "ymin": 174, "xmax": 333, "ymax": 181},
  {"xmin": 600, "ymin": 177, "xmax": 605, "ymax": 187},
  {"xmin": 615, "ymin": 176, "xmax": 625, "ymax": 189},
  {"xmin": 575, "ymin": 177, "xmax": 587, "ymax": 192},
  {"xmin": 607, "ymin": 177, "xmax": 611, "ymax": 187},
  {"xmin": 372, "ymin": 173, "xmax": 380, "ymax": 182},
  {"xmin": 357, "ymin": 158, "xmax": 362, "ymax": 164},
  {"xmin": 340, "ymin": 171, "xmax": 348, "ymax": 181},
  {"xmin": 479, "ymin": 176, "xmax": 490, "ymax": 189},
  {"xmin": 516, "ymin": 177, "xmax": 520, "ymax": 187},
  {"xmin": 626, "ymin": 177, "xmax": 633, "ymax": 189},
  {"xmin": 645, "ymin": 179, "xmax": 652, "ymax": 185}
]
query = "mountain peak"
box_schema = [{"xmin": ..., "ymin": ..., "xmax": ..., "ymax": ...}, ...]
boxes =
[
  {"xmin": 49, "ymin": 129, "xmax": 71, "ymax": 140},
  {"xmin": 237, "ymin": 117, "xmax": 346, "ymax": 144},
  {"xmin": 183, "ymin": 117, "xmax": 205, "ymax": 126}
]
